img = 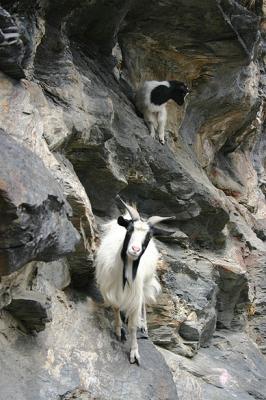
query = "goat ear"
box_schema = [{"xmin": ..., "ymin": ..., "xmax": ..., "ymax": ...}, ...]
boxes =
[{"xmin": 117, "ymin": 216, "xmax": 130, "ymax": 228}]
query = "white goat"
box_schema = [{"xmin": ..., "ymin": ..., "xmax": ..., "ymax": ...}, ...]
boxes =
[
  {"xmin": 95, "ymin": 196, "xmax": 175, "ymax": 365},
  {"xmin": 135, "ymin": 80, "xmax": 190, "ymax": 145}
]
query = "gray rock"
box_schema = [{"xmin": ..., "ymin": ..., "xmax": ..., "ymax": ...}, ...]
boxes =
[
  {"xmin": 35, "ymin": 259, "xmax": 71, "ymax": 291},
  {"xmin": 4, "ymin": 289, "xmax": 51, "ymax": 333},
  {"xmin": 0, "ymin": 1, "xmax": 266, "ymax": 399},
  {"xmin": 160, "ymin": 331, "xmax": 266, "ymax": 400},
  {"xmin": 0, "ymin": 290, "xmax": 177, "ymax": 400},
  {"xmin": 0, "ymin": 7, "xmax": 24, "ymax": 79},
  {"xmin": 247, "ymin": 254, "xmax": 266, "ymax": 355},
  {"xmin": 179, "ymin": 312, "xmax": 217, "ymax": 347},
  {"xmin": 179, "ymin": 321, "xmax": 201, "ymax": 342},
  {"xmin": 0, "ymin": 131, "xmax": 80, "ymax": 276},
  {"xmin": 216, "ymin": 264, "xmax": 249, "ymax": 330},
  {"xmin": 27, "ymin": 0, "xmax": 231, "ymax": 246},
  {"xmin": 254, "ymin": 219, "xmax": 266, "ymax": 241},
  {"xmin": 53, "ymin": 154, "xmax": 97, "ymax": 287}
]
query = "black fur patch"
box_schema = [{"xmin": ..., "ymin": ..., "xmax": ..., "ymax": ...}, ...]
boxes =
[
  {"xmin": 120, "ymin": 221, "xmax": 134, "ymax": 289},
  {"xmin": 150, "ymin": 81, "xmax": 189, "ymax": 107},
  {"xmin": 169, "ymin": 81, "xmax": 189, "ymax": 106},
  {"xmin": 117, "ymin": 216, "xmax": 131, "ymax": 228},
  {"xmin": 150, "ymin": 85, "xmax": 171, "ymax": 106}
]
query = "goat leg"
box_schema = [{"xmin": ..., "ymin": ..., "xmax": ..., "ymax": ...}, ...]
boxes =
[
  {"xmin": 158, "ymin": 108, "xmax": 166, "ymax": 145},
  {"xmin": 113, "ymin": 307, "xmax": 126, "ymax": 342},
  {"xmin": 128, "ymin": 311, "xmax": 140, "ymax": 365},
  {"xmin": 143, "ymin": 111, "xmax": 156, "ymax": 139},
  {"xmin": 140, "ymin": 303, "xmax": 148, "ymax": 338}
]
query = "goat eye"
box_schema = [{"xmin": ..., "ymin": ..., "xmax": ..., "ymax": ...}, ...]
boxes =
[{"xmin": 127, "ymin": 224, "xmax": 134, "ymax": 232}]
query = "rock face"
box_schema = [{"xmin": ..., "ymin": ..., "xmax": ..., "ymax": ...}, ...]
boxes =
[
  {"xmin": 0, "ymin": 6, "xmax": 24, "ymax": 78},
  {"xmin": 0, "ymin": 131, "xmax": 80, "ymax": 275},
  {"xmin": 160, "ymin": 331, "xmax": 266, "ymax": 400},
  {"xmin": 0, "ymin": 1, "xmax": 265, "ymax": 399},
  {"xmin": 0, "ymin": 284, "xmax": 178, "ymax": 400}
]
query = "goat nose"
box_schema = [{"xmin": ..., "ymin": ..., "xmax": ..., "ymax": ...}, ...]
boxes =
[{"xmin": 132, "ymin": 245, "xmax": 140, "ymax": 252}]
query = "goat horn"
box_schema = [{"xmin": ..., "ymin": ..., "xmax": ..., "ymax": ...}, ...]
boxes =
[
  {"xmin": 148, "ymin": 216, "xmax": 176, "ymax": 225},
  {"xmin": 116, "ymin": 195, "xmax": 140, "ymax": 220}
]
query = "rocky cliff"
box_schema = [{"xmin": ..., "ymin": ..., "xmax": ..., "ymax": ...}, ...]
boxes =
[{"xmin": 0, "ymin": 1, "xmax": 266, "ymax": 399}]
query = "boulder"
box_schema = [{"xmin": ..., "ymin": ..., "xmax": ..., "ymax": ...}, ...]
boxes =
[{"xmin": 0, "ymin": 131, "xmax": 80, "ymax": 275}]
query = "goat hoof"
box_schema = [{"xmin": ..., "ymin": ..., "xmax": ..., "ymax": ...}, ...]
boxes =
[
  {"xmin": 135, "ymin": 357, "xmax": 140, "ymax": 366},
  {"xmin": 130, "ymin": 356, "xmax": 140, "ymax": 366},
  {"xmin": 130, "ymin": 349, "xmax": 140, "ymax": 365},
  {"xmin": 159, "ymin": 139, "xmax": 165, "ymax": 145},
  {"xmin": 121, "ymin": 327, "xmax": 127, "ymax": 343},
  {"xmin": 116, "ymin": 327, "xmax": 127, "ymax": 342}
]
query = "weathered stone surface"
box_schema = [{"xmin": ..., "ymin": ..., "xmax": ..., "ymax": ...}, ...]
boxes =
[
  {"xmin": 24, "ymin": 1, "xmax": 231, "ymax": 246},
  {"xmin": 216, "ymin": 262, "xmax": 249, "ymax": 330},
  {"xmin": 4, "ymin": 289, "xmax": 51, "ymax": 333},
  {"xmin": 246, "ymin": 253, "xmax": 266, "ymax": 355},
  {"xmin": 35, "ymin": 259, "xmax": 71, "ymax": 291},
  {"xmin": 53, "ymin": 155, "xmax": 97, "ymax": 287},
  {"xmin": 0, "ymin": 0, "xmax": 265, "ymax": 399},
  {"xmin": 0, "ymin": 131, "xmax": 80, "ymax": 275},
  {"xmin": 0, "ymin": 71, "xmax": 97, "ymax": 285},
  {"xmin": 151, "ymin": 246, "xmax": 219, "ymax": 351},
  {"xmin": 0, "ymin": 6, "xmax": 24, "ymax": 79},
  {"xmin": 159, "ymin": 331, "xmax": 266, "ymax": 400},
  {"xmin": 0, "ymin": 262, "xmax": 51, "ymax": 332},
  {"xmin": 0, "ymin": 288, "xmax": 178, "ymax": 400}
]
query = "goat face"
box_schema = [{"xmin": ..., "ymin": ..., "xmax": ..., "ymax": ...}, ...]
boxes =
[
  {"xmin": 116, "ymin": 196, "xmax": 175, "ymax": 285},
  {"xmin": 118, "ymin": 217, "xmax": 151, "ymax": 261},
  {"xmin": 170, "ymin": 81, "xmax": 190, "ymax": 106}
]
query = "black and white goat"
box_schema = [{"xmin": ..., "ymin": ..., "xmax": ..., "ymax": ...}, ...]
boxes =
[
  {"xmin": 95, "ymin": 196, "xmax": 175, "ymax": 365},
  {"xmin": 135, "ymin": 80, "xmax": 190, "ymax": 144}
]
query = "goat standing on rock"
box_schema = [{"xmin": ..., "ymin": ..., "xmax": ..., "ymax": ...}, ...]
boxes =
[
  {"xmin": 95, "ymin": 196, "xmax": 175, "ymax": 365},
  {"xmin": 135, "ymin": 80, "xmax": 190, "ymax": 144}
]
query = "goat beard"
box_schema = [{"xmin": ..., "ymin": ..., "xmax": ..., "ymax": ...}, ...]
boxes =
[{"xmin": 122, "ymin": 255, "xmax": 141, "ymax": 289}]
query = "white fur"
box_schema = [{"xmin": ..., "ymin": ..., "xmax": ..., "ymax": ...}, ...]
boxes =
[
  {"xmin": 135, "ymin": 80, "xmax": 170, "ymax": 144},
  {"xmin": 96, "ymin": 215, "xmax": 161, "ymax": 315},
  {"xmin": 95, "ymin": 213, "xmax": 161, "ymax": 364}
]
